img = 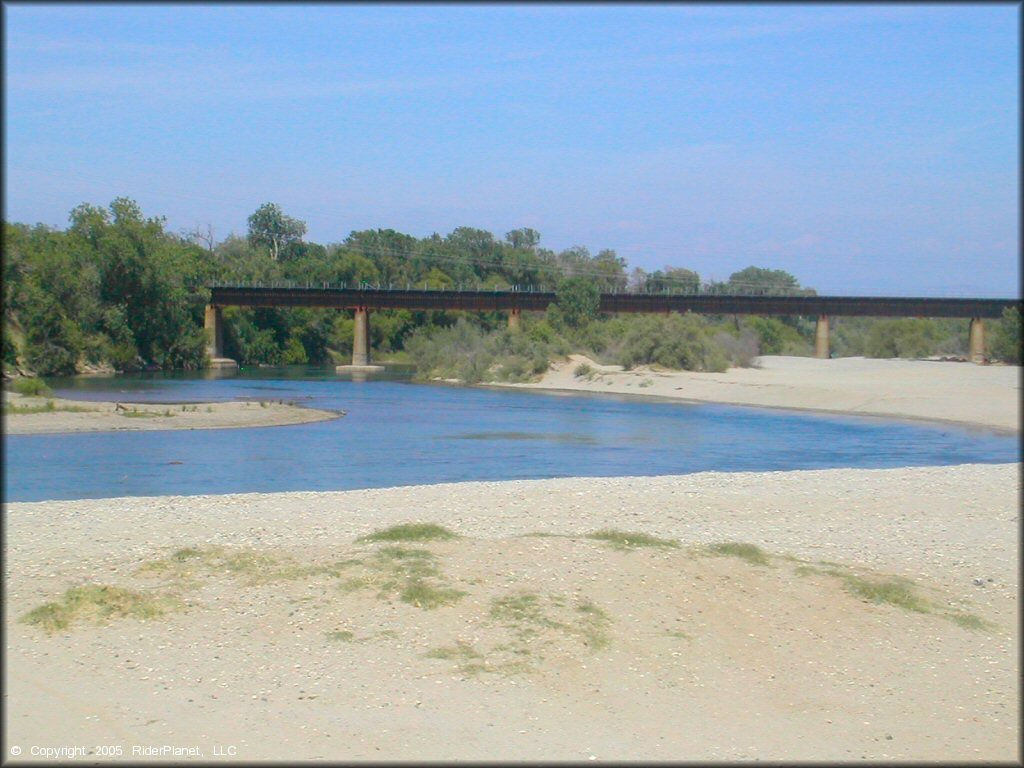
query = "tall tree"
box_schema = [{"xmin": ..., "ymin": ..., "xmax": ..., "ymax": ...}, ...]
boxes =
[
  {"xmin": 505, "ymin": 228, "xmax": 540, "ymax": 250},
  {"xmin": 726, "ymin": 266, "xmax": 805, "ymax": 295},
  {"xmin": 645, "ymin": 266, "xmax": 700, "ymax": 294},
  {"xmin": 247, "ymin": 203, "xmax": 307, "ymax": 260}
]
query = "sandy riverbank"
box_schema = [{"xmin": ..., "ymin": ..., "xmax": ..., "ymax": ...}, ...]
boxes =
[
  {"xmin": 2, "ymin": 392, "xmax": 342, "ymax": 435},
  {"xmin": 4, "ymin": 464, "xmax": 1019, "ymax": 762},
  {"xmin": 496, "ymin": 355, "xmax": 1021, "ymax": 434}
]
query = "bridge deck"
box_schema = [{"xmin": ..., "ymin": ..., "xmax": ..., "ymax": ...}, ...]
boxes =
[{"xmin": 208, "ymin": 285, "xmax": 1016, "ymax": 318}]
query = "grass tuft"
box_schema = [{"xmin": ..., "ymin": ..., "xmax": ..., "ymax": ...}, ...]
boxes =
[
  {"xmin": 587, "ymin": 529, "xmax": 679, "ymax": 551},
  {"xmin": 573, "ymin": 599, "xmax": 612, "ymax": 649},
  {"xmin": 357, "ymin": 523, "xmax": 459, "ymax": 543},
  {"xmin": 400, "ymin": 579, "xmax": 466, "ymax": 609},
  {"xmin": 489, "ymin": 592, "xmax": 612, "ymax": 651},
  {"xmin": 945, "ymin": 612, "xmax": 993, "ymax": 631},
  {"xmin": 340, "ymin": 546, "xmax": 464, "ymax": 609},
  {"xmin": 21, "ymin": 584, "xmax": 181, "ymax": 633},
  {"xmin": 138, "ymin": 545, "xmax": 357, "ymax": 586},
  {"xmin": 425, "ymin": 641, "xmax": 483, "ymax": 662},
  {"xmin": 5, "ymin": 401, "xmax": 95, "ymax": 414},
  {"xmin": 707, "ymin": 541, "xmax": 771, "ymax": 566},
  {"xmin": 840, "ymin": 575, "xmax": 930, "ymax": 613},
  {"xmin": 121, "ymin": 408, "xmax": 174, "ymax": 418}
]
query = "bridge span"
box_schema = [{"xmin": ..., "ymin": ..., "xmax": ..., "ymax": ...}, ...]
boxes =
[{"xmin": 204, "ymin": 284, "xmax": 1018, "ymax": 369}]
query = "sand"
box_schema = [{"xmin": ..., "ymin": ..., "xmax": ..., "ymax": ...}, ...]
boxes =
[
  {"xmin": 4, "ymin": 465, "xmax": 1020, "ymax": 762},
  {"xmin": 3, "ymin": 392, "xmax": 342, "ymax": 435},
  {"xmin": 3, "ymin": 358, "xmax": 1021, "ymax": 762},
  {"xmin": 495, "ymin": 354, "xmax": 1021, "ymax": 434}
]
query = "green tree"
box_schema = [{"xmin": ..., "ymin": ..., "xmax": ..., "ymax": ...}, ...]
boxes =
[
  {"xmin": 591, "ymin": 249, "xmax": 628, "ymax": 292},
  {"xmin": 555, "ymin": 277, "xmax": 601, "ymax": 329},
  {"xmin": 247, "ymin": 203, "xmax": 307, "ymax": 261},
  {"xmin": 504, "ymin": 228, "xmax": 541, "ymax": 250},
  {"xmin": 644, "ymin": 267, "xmax": 700, "ymax": 294},
  {"xmin": 727, "ymin": 266, "xmax": 806, "ymax": 295}
]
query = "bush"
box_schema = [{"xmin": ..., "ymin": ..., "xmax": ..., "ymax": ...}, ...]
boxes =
[
  {"xmin": 712, "ymin": 329, "xmax": 759, "ymax": 367},
  {"xmin": 12, "ymin": 377, "xmax": 52, "ymax": 397},
  {"xmin": 990, "ymin": 306, "xmax": 1021, "ymax": 364},
  {"xmin": 615, "ymin": 313, "xmax": 727, "ymax": 372},
  {"xmin": 574, "ymin": 362, "xmax": 595, "ymax": 379},
  {"xmin": 865, "ymin": 318, "xmax": 943, "ymax": 359}
]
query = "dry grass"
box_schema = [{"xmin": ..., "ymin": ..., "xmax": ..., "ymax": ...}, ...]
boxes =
[
  {"xmin": 706, "ymin": 541, "xmax": 771, "ymax": 566},
  {"xmin": 587, "ymin": 530, "xmax": 679, "ymax": 551},
  {"xmin": 357, "ymin": 523, "xmax": 460, "ymax": 543},
  {"xmin": 21, "ymin": 584, "xmax": 182, "ymax": 633},
  {"xmin": 341, "ymin": 546, "xmax": 466, "ymax": 609},
  {"xmin": 138, "ymin": 545, "xmax": 359, "ymax": 586}
]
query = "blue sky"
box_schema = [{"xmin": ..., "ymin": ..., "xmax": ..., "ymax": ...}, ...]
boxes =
[{"xmin": 4, "ymin": 3, "xmax": 1019, "ymax": 296}]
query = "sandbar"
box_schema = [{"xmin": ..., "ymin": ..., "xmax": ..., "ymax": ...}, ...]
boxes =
[
  {"xmin": 494, "ymin": 354, "xmax": 1020, "ymax": 434},
  {"xmin": 3, "ymin": 392, "xmax": 342, "ymax": 435}
]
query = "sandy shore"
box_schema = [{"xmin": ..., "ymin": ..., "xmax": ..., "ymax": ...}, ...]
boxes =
[
  {"xmin": 3, "ymin": 392, "xmax": 342, "ymax": 435},
  {"xmin": 496, "ymin": 355, "xmax": 1021, "ymax": 434},
  {"xmin": 3, "ymin": 358, "xmax": 1020, "ymax": 761},
  {"xmin": 4, "ymin": 464, "xmax": 1019, "ymax": 762}
]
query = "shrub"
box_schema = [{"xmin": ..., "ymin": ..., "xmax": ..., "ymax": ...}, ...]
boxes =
[
  {"xmin": 990, "ymin": 306, "xmax": 1021, "ymax": 364},
  {"xmin": 11, "ymin": 377, "xmax": 52, "ymax": 397},
  {"xmin": 712, "ymin": 329, "xmax": 759, "ymax": 367},
  {"xmin": 574, "ymin": 362, "xmax": 595, "ymax": 379}
]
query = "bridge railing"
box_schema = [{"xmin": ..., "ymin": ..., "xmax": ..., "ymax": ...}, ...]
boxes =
[{"xmin": 201, "ymin": 279, "xmax": 829, "ymax": 297}]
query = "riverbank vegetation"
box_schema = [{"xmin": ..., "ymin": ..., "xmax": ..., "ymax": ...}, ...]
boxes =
[{"xmin": 3, "ymin": 198, "xmax": 1020, "ymax": 382}]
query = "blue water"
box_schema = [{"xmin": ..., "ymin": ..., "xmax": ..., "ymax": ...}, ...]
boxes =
[{"xmin": 4, "ymin": 366, "xmax": 1018, "ymax": 502}]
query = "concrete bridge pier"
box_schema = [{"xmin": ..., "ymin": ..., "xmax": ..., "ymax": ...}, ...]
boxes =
[
  {"xmin": 336, "ymin": 307, "xmax": 384, "ymax": 374},
  {"xmin": 508, "ymin": 308, "xmax": 522, "ymax": 332},
  {"xmin": 969, "ymin": 317, "xmax": 985, "ymax": 363},
  {"xmin": 352, "ymin": 307, "xmax": 370, "ymax": 366},
  {"xmin": 203, "ymin": 305, "xmax": 238, "ymax": 370},
  {"xmin": 814, "ymin": 315, "xmax": 830, "ymax": 359}
]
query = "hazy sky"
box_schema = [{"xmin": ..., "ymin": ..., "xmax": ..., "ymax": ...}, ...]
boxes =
[{"xmin": 4, "ymin": 3, "xmax": 1019, "ymax": 296}]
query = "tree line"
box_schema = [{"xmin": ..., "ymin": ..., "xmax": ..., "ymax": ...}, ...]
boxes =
[{"xmin": 3, "ymin": 198, "xmax": 1019, "ymax": 378}]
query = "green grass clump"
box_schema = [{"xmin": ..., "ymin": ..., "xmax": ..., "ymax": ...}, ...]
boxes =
[
  {"xmin": 5, "ymin": 401, "xmax": 96, "ymax": 414},
  {"xmin": 425, "ymin": 641, "xmax": 483, "ymax": 662},
  {"xmin": 573, "ymin": 599, "xmax": 612, "ymax": 649},
  {"xmin": 489, "ymin": 592, "xmax": 612, "ymax": 650},
  {"xmin": 424, "ymin": 642, "xmax": 491, "ymax": 676},
  {"xmin": 340, "ymin": 546, "xmax": 464, "ymax": 609},
  {"xmin": 490, "ymin": 593, "xmax": 556, "ymax": 629},
  {"xmin": 121, "ymin": 408, "xmax": 173, "ymax": 418},
  {"xmin": 707, "ymin": 541, "xmax": 771, "ymax": 566},
  {"xmin": 11, "ymin": 377, "xmax": 52, "ymax": 397},
  {"xmin": 21, "ymin": 584, "xmax": 181, "ymax": 633},
  {"xmin": 326, "ymin": 629, "xmax": 356, "ymax": 642},
  {"xmin": 946, "ymin": 612, "xmax": 994, "ymax": 631},
  {"xmin": 587, "ymin": 529, "xmax": 679, "ymax": 551},
  {"xmin": 400, "ymin": 579, "xmax": 466, "ymax": 609},
  {"xmin": 357, "ymin": 523, "xmax": 459, "ymax": 543},
  {"xmin": 790, "ymin": 555, "xmax": 994, "ymax": 628},
  {"xmin": 5, "ymin": 400, "xmax": 56, "ymax": 414},
  {"xmin": 841, "ymin": 575, "xmax": 930, "ymax": 613},
  {"xmin": 139, "ymin": 545, "xmax": 357, "ymax": 586}
]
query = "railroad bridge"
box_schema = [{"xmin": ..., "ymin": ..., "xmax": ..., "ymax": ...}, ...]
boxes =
[{"xmin": 204, "ymin": 284, "xmax": 1018, "ymax": 370}]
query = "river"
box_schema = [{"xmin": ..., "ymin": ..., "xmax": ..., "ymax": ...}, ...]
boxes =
[{"xmin": 4, "ymin": 365, "xmax": 1018, "ymax": 502}]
